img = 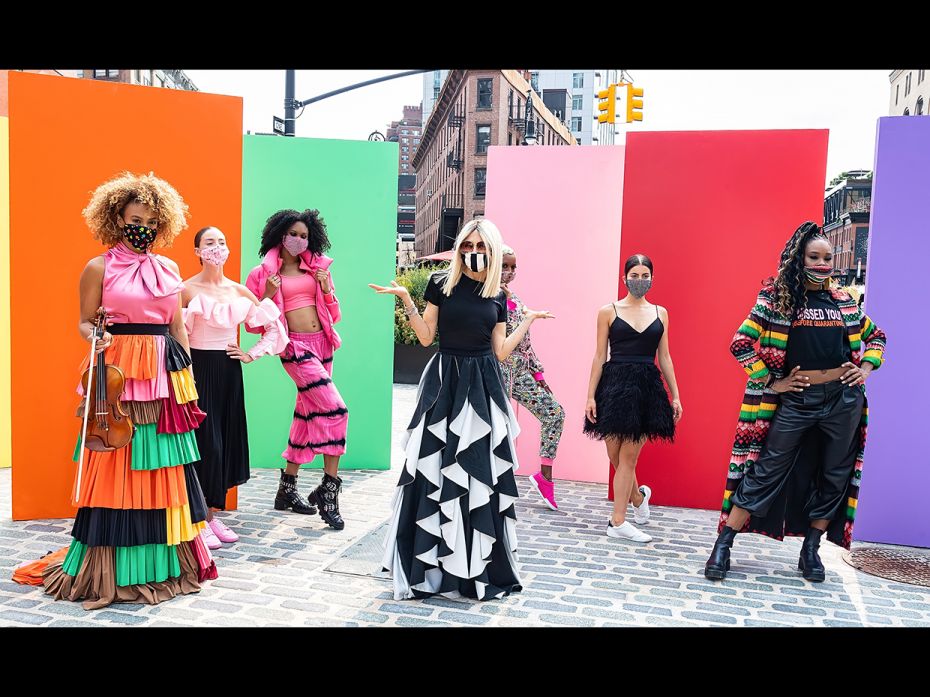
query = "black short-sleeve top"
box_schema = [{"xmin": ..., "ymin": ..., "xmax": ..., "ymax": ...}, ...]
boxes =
[{"xmin": 423, "ymin": 271, "xmax": 507, "ymax": 355}]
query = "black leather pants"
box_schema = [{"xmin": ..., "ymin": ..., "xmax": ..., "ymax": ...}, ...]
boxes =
[{"xmin": 731, "ymin": 380, "xmax": 864, "ymax": 521}]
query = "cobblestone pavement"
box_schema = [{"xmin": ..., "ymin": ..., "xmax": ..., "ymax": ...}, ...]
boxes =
[{"xmin": 2, "ymin": 384, "xmax": 928, "ymax": 627}]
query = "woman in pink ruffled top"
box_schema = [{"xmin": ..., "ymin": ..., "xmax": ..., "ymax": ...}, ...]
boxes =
[{"xmin": 182, "ymin": 227, "xmax": 288, "ymax": 549}]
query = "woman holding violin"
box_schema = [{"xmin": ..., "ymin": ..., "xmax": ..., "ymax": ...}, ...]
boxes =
[{"xmin": 41, "ymin": 172, "xmax": 218, "ymax": 610}]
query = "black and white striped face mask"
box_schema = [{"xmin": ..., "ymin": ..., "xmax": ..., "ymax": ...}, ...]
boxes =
[{"xmin": 462, "ymin": 252, "xmax": 488, "ymax": 273}]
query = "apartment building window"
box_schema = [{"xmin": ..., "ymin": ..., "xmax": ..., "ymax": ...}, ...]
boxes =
[
  {"xmin": 476, "ymin": 124, "xmax": 491, "ymax": 154},
  {"xmin": 571, "ymin": 116, "xmax": 583, "ymax": 132},
  {"xmin": 402, "ymin": 164, "xmax": 408, "ymax": 170},
  {"xmin": 530, "ymin": 72, "xmax": 539, "ymax": 93},
  {"xmin": 402, "ymin": 129, "xmax": 409, "ymax": 135},
  {"xmin": 94, "ymin": 69, "xmax": 119, "ymax": 79},
  {"xmin": 477, "ymin": 78, "xmax": 493, "ymax": 109},
  {"xmin": 475, "ymin": 168, "xmax": 487, "ymax": 198},
  {"xmin": 402, "ymin": 138, "xmax": 409, "ymax": 144},
  {"xmin": 896, "ymin": 84, "xmax": 900, "ymax": 105},
  {"xmin": 413, "ymin": 138, "xmax": 420, "ymax": 145},
  {"xmin": 573, "ymin": 72, "xmax": 584, "ymax": 89},
  {"xmin": 401, "ymin": 155, "xmax": 409, "ymax": 161},
  {"xmin": 572, "ymin": 95, "xmax": 583, "ymax": 111},
  {"xmin": 402, "ymin": 146, "xmax": 409, "ymax": 152},
  {"xmin": 508, "ymin": 132, "xmax": 513, "ymax": 145},
  {"xmin": 917, "ymin": 97, "xmax": 925, "ymax": 115},
  {"xmin": 904, "ymin": 108, "xmax": 910, "ymax": 115},
  {"xmin": 920, "ymin": 70, "xmax": 926, "ymax": 84},
  {"xmin": 906, "ymin": 72, "xmax": 912, "ymax": 96}
]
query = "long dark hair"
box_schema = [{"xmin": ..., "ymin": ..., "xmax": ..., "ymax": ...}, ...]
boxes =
[
  {"xmin": 258, "ymin": 209, "xmax": 331, "ymax": 258},
  {"xmin": 768, "ymin": 221, "xmax": 829, "ymax": 318},
  {"xmin": 624, "ymin": 253, "xmax": 654, "ymax": 276}
]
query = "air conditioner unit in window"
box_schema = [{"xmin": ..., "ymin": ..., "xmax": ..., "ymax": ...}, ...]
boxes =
[{"xmin": 426, "ymin": 189, "xmax": 433, "ymax": 197}]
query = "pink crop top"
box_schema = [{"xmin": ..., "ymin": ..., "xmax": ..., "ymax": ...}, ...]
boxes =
[{"xmin": 280, "ymin": 273, "xmax": 317, "ymax": 312}]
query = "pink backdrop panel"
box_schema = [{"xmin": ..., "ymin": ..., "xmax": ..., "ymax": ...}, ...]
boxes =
[{"xmin": 485, "ymin": 145, "xmax": 625, "ymax": 483}]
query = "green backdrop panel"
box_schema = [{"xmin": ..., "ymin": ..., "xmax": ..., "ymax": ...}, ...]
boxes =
[{"xmin": 241, "ymin": 135, "xmax": 397, "ymax": 470}]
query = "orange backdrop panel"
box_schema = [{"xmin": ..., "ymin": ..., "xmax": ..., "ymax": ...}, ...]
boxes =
[{"xmin": 9, "ymin": 72, "xmax": 242, "ymax": 520}]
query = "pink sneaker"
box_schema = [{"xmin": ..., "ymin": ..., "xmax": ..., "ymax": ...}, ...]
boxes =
[
  {"xmin": 200, "ymin": 523, "xmax": 222, "ymax": 550},
  {"xmin": 209, "ymin": 518, "xmax": 239, "ymax": 543},
  {"xmin": 529, "ymin": 471, "xmax": 559, "ymax": 511}
]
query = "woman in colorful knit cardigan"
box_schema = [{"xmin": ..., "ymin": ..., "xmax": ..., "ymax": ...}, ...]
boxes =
[{"xmin": 705, "ymin": 221, "xmax": 886, "ymax": 583}]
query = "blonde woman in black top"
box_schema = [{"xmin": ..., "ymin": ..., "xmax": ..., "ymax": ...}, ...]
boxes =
[{"xmin": 370, "ymin": 218, "xmax": 553, "ymax": 601}]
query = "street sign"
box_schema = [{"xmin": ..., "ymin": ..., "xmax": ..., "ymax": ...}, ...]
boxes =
[{"xmin": 273, "ymin": 116, "xmax": 285, "ymax": 135}]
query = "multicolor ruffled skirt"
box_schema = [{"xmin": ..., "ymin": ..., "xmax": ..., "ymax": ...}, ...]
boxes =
[{"xmin": 43, "ymin": 323, "xmax": 218, "ymax": 610}]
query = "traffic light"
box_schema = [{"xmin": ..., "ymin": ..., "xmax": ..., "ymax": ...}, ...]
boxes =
[
  {"xmin": 597, "ymin": 84, "xmax": 617, "ymax": 124},
  {"xmin": 626, "ymin": 84, "xmax": 643, "ymax": 123}
]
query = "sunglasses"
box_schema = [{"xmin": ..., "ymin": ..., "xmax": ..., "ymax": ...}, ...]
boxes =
[{"xmin": 459, "ymin": 241, "xmax": 487, "ymax": 252}]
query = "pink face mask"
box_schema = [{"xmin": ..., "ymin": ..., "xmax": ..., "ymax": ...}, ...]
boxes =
[
  {"xmin": 199, "ymin": 245, "xmax": 230, "ymax": 266},
  {"xmin": 282, "ymin": 234, "xmax": 309, "ymax": 257}
]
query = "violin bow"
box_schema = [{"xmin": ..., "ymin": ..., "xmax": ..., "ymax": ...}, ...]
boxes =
[{"xmin": 74, "ymin": 312, "xmax": 102, "ymax": 504}]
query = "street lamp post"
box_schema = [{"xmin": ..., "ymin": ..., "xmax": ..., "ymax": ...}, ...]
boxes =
[{"xmin": 523, "ymin": 91, "xmax": 537, "ymax": 146}]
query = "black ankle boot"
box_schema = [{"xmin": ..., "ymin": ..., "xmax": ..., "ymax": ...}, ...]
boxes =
[
  {"xmin": 274, "ymin": 471, "xmax": 318, "ymax": 515},
  {"xmin": 798, "ymin": 527, "xmax": 826, "ymax": 582},
  {"xmin": 704, "ymin": 526, "xmax": 738, "ymax": 580},
  {"xmin": 308, "ymin": 472, "xmax": 345, "ymax": 530}
]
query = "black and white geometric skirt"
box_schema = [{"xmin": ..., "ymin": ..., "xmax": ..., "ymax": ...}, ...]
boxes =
[{"xmin": 382, "ymin": 350, "xmax": 523, "ymax": 601}]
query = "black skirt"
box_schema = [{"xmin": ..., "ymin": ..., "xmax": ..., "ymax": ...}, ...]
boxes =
[
  {"xmin": 583, "ymin": 361, "xmax": 675, "ymax": 443},
  {"xmin": 189, "ymin": 348, "xmax": 250, "ymax": 510},
  {"xmin": 382, "ymin": 350, "xmax": 523, "ymax": 601}
]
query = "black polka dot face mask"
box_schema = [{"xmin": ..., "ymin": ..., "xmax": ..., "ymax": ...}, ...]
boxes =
[{"xmin": 123, "ymin": 224, "xmax": 157, "ymax": 253}]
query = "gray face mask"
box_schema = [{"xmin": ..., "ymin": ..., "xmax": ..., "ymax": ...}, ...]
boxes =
[{"xmin": 626, "ymin": 278, "xmax": 652, "ymax": 298}]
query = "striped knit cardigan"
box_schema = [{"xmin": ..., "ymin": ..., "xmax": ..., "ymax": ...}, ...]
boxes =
[{"xmin": 716, "ymin": 284, "xmax": 887, "ymax": 550}]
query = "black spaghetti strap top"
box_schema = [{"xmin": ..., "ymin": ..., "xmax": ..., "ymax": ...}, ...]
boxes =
[{"xmin": 608, "ymin": 303, "xmax": 664, "ymax": 364}]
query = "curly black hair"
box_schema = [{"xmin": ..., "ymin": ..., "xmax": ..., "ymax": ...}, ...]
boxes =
[
  {"xmin": 766, "ymin": 220, "xmax": 829, "ymax": 318},
  {"xmin": 258, "ymin": 209, "xmax": 331, "ymax": 258}
]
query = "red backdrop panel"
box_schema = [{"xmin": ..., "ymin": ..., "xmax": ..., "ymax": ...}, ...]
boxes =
[{"xmin": 609, "ymin": 130, "xmax": 828, "ymax": 509}]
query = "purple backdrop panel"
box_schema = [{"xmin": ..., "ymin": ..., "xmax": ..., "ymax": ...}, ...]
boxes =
[{"xmin": 855, "ymin": 116, "xmax": 930, "ymax": 547}]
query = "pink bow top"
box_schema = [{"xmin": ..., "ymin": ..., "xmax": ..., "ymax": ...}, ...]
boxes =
[{"xmin": 102, "ymin": 243, "xmax": 184, "ymax": 324}]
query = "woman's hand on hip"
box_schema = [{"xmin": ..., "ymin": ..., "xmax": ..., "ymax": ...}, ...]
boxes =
[
  {"xmin": 772, "ymin": 366, "xmax": 809, "ymax": 393},
  {"xmin": 840, "ymin": 361, "xmax": 872, "ymax": 387},
  {"xmin": 226, "ymin": 344, "xmax": 254, "ymax": 363}
]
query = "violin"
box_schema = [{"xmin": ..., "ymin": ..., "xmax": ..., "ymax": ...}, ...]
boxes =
[{"xmin": 77, "ymin": 309, "xmax": 134, "ymax": 453}]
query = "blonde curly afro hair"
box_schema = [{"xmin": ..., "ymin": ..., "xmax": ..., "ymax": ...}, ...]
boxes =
[{"xmin": 82, "ymin": 171, "xmax": 190, "ymax": 249}]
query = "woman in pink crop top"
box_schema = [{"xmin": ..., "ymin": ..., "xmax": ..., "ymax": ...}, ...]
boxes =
[
  {"xmin": 182, "ymin": 227, "xmax": 288, "ymax": 549},
  {"xmin": 245, "ymin": 209, "xmax": 348, "ymax": 531}
]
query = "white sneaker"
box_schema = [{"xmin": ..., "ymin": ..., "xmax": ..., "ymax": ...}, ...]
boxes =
[
  {"xmin": 632, "ymin": 484, "xmax": 652, "ymax": 525},
  {"xmin": 606, "ymin": 520, "xmax": 652, "ymax": 543}
]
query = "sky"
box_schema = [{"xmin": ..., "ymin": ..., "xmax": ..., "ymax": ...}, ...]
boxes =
[{"xmin": 184, "ymin": 69, "xmax": 893, "ymax": 186}]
